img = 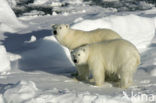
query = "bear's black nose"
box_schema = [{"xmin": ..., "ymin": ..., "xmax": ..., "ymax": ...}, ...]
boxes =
[
  {"xmin": 73, "ymin": 59, "xmax": 77, "ymax": 63},
  {"xmin": 53, "ymin": 30, "xmax": 57, "ymax": 35}
]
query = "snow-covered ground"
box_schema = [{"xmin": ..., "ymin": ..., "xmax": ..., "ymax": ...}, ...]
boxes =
[{"xmin": 0, "ymin": 0, "xmax": 156, "ymax": 103}]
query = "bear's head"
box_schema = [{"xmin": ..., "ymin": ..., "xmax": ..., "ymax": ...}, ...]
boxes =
[
  {"xmin": 51, "ymin": 24, "xmax": 69, "ymax": 41},
  {"xmin": 71, "ymin": 46, "xmax": 88, "ymax": 65}
]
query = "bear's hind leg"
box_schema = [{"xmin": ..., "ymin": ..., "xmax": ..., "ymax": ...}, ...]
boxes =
[
  {"xmin": 119, "ymin": 71, "xmax": 132, "ymax": 88},
  {"xmin": 118, "ymin": 61, "xmax": 137, "ymax": 88}
]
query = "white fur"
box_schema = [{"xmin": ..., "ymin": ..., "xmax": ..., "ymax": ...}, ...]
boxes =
[
  {"xmin": 52, "ymin": 24, "xmax": 121, "ymax": 79},
  {"xmin": 52, "ymin": 24, "xmax": 121, "ymax": 50},
  {"xmin": 71, "ymin": 39, "xmax": 140, "ymax": 88}
]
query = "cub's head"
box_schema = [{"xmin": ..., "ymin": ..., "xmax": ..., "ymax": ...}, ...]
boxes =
[
  {"xmin": 51, "ymin": 24, "xmax": 69, "ymax": 41},
  {"xmin": 71, "ymin": 46, "xmax": 88, "ymax": 65}
]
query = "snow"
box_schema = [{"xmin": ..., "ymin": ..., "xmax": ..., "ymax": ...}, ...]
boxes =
[
  {"xmin": 0, "ymin": 80, "xmax": 149, "ymax": 103},
  {"xmin": 0, "ymin": 0, "xmax": 24, "ymax": 30},
  {"xmin": 33, "ymin": 0, "xmax": 50, "ymax": 5},
  {"xmin": 150, "ymin": 68, "xmax": 156, "ymax": 76},
  {"xmin": 6, "ymin": 0, "xmax": 16, "ymax": 8},
  {"xmin": 139, "ymin": 1, "xmax": 154, "ymax": 10},
  {"xmin": 24, "ymin": 35, "xmax": 37, "ymax": 43},
  {"xmin": 0, "ymin": 0, "xmax": 156, "ymax": 103},
  {"xmin": 3, "ymin": 81, "xmax": 38, "ymax": 103},
  {"xmin": 72, "ymin": 14, "xmax": 155, "ymax": 53},
  {"xmin": 0, "ymin": 45, "xmax": 11, "ymax": 74}
]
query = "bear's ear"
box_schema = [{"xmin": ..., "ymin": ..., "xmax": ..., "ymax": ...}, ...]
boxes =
[
  {"xmin": 51, "ymin": 24, "xmax": 58, "ymax": 29},
  {"xmin": 66, "ymin": 24, "xmax": 69, "ymax": 28},
  {"xmin": 51, "ymin": 24, "xmax": 55, "ymax": 28}
]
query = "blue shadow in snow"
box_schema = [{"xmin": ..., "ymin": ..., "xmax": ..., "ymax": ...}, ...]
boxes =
[{"xmin": 1, "ymin": 29, "xmax": 75, "ymax": 76}]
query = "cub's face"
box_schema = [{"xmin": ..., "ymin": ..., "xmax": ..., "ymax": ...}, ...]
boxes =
[
  {"xmin": 71, "ymin": 47, "xmax": 88, "ymax": 65},
  {"xmin": 51, "ymin": 24, "xmax": 69, "ymax": 41}
]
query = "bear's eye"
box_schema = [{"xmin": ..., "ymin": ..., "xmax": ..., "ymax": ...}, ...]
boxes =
[
  {"xmin": 78, "ymin": 54, "xmax": 80, "ymax": 56},
  {"xmin": 59, "ymin": 27, "xmax": 62, "ymax": 29}
]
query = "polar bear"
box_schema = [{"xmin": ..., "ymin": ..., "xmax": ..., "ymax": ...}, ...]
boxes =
[
  {"xmin": 51, "ymin": 24, "xmax": 121, "ymax": 50},
  {"xmin": 51, "ymin": 24, "xmax": 121, "ymax": 78},
  {"xmin": 71, "ymin": 39, "xmax": 140, "ymax": 88}
]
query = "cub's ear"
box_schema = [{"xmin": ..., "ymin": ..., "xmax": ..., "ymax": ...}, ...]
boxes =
[
  {"xmin": 70, "ymin": 50, "xmax": 74, "ymax": 54},
  {"xmin": 66, "ymin": 24, "xmax": 70, "ymax": 28}
]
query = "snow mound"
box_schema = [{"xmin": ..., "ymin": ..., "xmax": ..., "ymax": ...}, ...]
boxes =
[
  {"xmin": 3, "ymin": 81, "xmax": 38, "ymax": 103},
  {"xmin": 0, "ymin": 45, "xmax": 11, "ymax": 74},
  {"xmin": 0, "ymin": 0, "xmax": 24, "ymax": 30},
  {"xmin": 72, "ymin": 14, "xmax": 155, "ymax": 53},
  {"xmin": 24, "ymin": 35, "xmax": 37, "ymax": 43}
]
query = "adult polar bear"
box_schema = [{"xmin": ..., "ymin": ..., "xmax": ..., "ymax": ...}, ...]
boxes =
[
  {"xmin": 71, "ymin": 39, "xmax": 140, "ymax": 88},
  {"xmin": 51, "ymin": 24, "xmax": 121, "ymax": 50},
  {"xmin": 51, "ymin": 24, "xmax": 121, "ymax": 78}
]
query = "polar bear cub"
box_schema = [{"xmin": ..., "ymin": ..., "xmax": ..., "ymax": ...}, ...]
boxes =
[
  {"xmin": 71, "ymin": 39, "xmax": 140, "ymax": 88},
  {"xmin": 51, "ymin": 24, "xmax": 121, "ymax": 50}
]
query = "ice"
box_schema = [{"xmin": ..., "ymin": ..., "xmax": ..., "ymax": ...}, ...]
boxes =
[
  {"xmin": 0, "ymin": 45, "xmax": 11, "ymax": 73},
  {"xmin": 52, "ymin": 11, "xmax": 58, "ymax": 16},
  {"xmin": 138, "ymin": 1, "xmax": 154, "ymax": 10},
  {"xmin": 33, "ymin": 0, "xmax": 83, "ymax": 5},
  {"xmin": 33, "ymin": 0, "xmax": 50, "ymax": 5},
  {"xmin": 72, "ymin": 14, "xmax": 155, "ymax": 53},
  {"xmin": 0, "ymin": 0, "xmax": 24, "ymax": 29}
]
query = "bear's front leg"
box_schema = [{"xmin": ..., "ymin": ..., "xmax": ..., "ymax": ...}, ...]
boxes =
[
  {"xmin": 89, "ymin": 63, "xmax": 104, "ymax": 86},
  {"xmin": 76, "ymin": 65, "xmax": 89, "ymax": 81}
]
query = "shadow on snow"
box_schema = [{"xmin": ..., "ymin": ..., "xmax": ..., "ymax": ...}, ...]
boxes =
[{"xmin": 1, "ymin": 29, "xmax": 75, "ymax": 76}]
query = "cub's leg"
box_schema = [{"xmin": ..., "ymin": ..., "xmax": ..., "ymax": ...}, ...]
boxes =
[
  {"xmin": 76, "ymin": 65, "xmax": 89, "ymax": 81},
  {"xmin": 89, "ymin": 63, "xmax": 104, "ymax": 86}
]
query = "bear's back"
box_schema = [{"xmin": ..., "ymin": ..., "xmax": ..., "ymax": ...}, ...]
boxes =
[{"xmin": 87, "ymin": 39, "xmax": 140, "ymax": 62}]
